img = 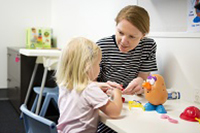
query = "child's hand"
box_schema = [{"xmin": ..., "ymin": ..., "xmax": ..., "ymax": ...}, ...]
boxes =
[
  {"xmin": 96, "ymin": 82, "xmax": 112, "ymax": 93},
  {"xmin": 106, "ymin": 81, "xmax": 123, "ymax": 90},
  {"xmin": 106, "ymin": 87, "xmax": 122, "ymax": 99},
  {"xmin": 106, "ymin": 89, "xmax": 113, "ymax": 96}
]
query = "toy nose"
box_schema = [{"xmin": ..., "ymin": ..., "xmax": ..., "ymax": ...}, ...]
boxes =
[{"xmin": 142, "ymin": 82, "xmax": 151, "ymax": 90}]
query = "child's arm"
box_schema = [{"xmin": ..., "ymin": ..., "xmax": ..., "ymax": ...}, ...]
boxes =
[{"xmin": 99, "ymin": 88, "xmax": 122, "ymax": 118}]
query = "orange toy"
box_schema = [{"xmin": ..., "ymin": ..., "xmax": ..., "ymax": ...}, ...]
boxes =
[{"xmin": 142, "ymin": 74, "xmax": 168, "ymax": 113}]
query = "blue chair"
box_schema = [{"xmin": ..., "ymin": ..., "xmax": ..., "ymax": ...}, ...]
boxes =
[
  {"xmin": 31, "ymin": 86, "xmax": 59, "ymax": 117},
  {"xmin": 20, "ymin": 104, "xmax": 58, "ymax": 133}
]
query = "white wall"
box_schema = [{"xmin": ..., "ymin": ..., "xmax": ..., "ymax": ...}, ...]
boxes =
[
  {"xmin": 0, "ymin": 0, "xmax": 51, "ymax": 88},
  {"xmin": 138, "ymin": 0, "xmax": 188, "ymax": 32},
  {"xmin": 1, "ymin": 0, "xmax": 136, "ymax": 88},
  {"xmin": 51, "ymin": 0, "xmax": 200, "ymax": 103},
  {"xmin": 149, "ymin": 35, "xmax": 200, "ymax": 102},
  {"xmin": 138, "ymin": 0, "xmax": 200, "ymax": 103},
  {"xmin": 1, "ymin": 0, "xmax": 200, "ymax": 104},
  {"xmin": 51, "ymin": 0, "xmax": 137, "ymax": 49}
]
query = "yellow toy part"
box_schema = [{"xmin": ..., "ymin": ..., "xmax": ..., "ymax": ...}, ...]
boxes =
[
  {"xmin": 195, "ymin": 118, "xmax": 200, "ymax": 124},
  {"xmin": 128, "ymin": 100, "xmax": 145, "ymax": 111}
]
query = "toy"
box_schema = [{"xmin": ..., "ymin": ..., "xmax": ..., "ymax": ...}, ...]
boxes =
[
  {"xmin": 128, "ymin": 100, "xmax": 145, "ymax": 111},
  {"xmin": 180, "ymin": 106, "xmax": 200, "ymax": 123},
  {"xmin": 161, "ymin": 114, "xmax": 178, "ymax": 124},
  {"xmin": 142, "ymin": 74, "xmax": 168, "ymax": 114},
  {"xmin": 195, "ymin": 118, "xmax": 200, "ymax": 124},
  {"xmin": 120, "ymin": 84, "xmax": 125, "ymax": 103},
  {"xmin": 26, "ymin": 27, "xmax": 52, "ymax": 49},
  {"xmin": 167, "ymin": 91, "xmax": 181, "ymax": 100},
  {"xmin": 122, "ymin": 97, "xmax": 125, "ymax": 103}
]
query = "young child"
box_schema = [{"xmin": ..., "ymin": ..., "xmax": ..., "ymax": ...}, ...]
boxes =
[{"xmin": 56, "ymin": 37, "xmax": 122, "ymax": 133}]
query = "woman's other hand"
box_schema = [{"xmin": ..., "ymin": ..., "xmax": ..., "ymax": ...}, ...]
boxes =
[{"xmin": 122, "ymin": 77, "xmax": 144, "ymax": 95}]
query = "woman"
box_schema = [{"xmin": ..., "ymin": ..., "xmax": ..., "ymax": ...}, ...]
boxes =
[
  {"xmin": 97, "ymin": 5, "xmax": 158, "ymax": 133},
  {"xmin": 97, "ymin": 5, "xmax": 158, "ymax": 96}
]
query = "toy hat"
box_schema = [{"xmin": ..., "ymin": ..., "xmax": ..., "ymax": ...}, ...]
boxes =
[{"xmin": 180, "ymin": 106, "xmax": 200, "ymax": 122}]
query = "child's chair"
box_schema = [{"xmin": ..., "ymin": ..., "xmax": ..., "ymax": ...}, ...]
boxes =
[
  {"xmin": 31, "ymin": 86, "xmax": 59, "ymax": 117},
  {"xmin": 20, "ymin": 104, "xmax": 58, "ymax": 133}
]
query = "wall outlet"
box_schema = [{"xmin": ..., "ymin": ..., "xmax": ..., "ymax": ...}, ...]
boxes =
[{"xmin": 194, "ymin": 89, "xmax": 200, "ymax": 104}]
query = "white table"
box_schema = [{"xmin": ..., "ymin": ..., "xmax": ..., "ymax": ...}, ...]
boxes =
[
  {"xmin": 100, "ymin": 95, "xmax": 200, "ymax": 133},
  {"xmin": 20, "ymin": 49, "xmax": 61, "ymax": 114}
]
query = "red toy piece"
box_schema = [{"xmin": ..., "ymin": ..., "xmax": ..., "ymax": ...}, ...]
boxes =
[
  {"xmin": 120, "ymin": 84, "xmax": 125, "ymax": 91},
  {"xmin": 180, "ymin": 106, "xmax": 200, "ymax": 122},
  {"xmin": 120, "ymin": 84, "xmax": 125, "ymax": 103},
  {"xmin": 122, "ymin": 97, "xmax": 125, "ymax": 103}
]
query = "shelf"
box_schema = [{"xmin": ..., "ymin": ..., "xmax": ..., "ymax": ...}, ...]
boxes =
[{"xmin": 19, "ymin": 49, "xmax": 61, "ymax": 57}]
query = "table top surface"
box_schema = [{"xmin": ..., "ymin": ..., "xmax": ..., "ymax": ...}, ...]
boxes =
[
  {"xmin": 100, "ymin": 95, "xmax": 200, "ymax": 133},
  {"xmin": 19, "ymin": 48, "xmax": 61, "ymax": 57}
]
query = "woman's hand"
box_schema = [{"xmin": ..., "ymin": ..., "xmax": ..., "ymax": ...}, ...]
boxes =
[{"xmin": 122, "ymin": 77, "xmax": 144, "ymax": 95}]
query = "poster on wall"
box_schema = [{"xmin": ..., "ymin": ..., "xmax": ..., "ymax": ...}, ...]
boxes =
[{"xmin": 187, "ymin": 0, "xmax": 200, "ymax": 32}]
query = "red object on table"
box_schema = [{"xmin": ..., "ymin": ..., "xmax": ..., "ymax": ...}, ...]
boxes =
[
  {"xmin": 122, "ymin": 97, "xmax": 125, "ymax": 103},
  {"xmin": 120, "ymin": 84, "xmax": 125, "ymax": 91},
  {"xmin": 120, "ymin": 84, "xmax": 125, "ymax": 102},
  {"xmin": 180, "ymin": 106, "xmax": 200, "ymax": 122}
]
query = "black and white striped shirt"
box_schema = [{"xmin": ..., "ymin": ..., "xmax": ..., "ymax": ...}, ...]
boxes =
[{"xmin": 97, "ymin": 35, "xmax": 158, "ymax": 88}]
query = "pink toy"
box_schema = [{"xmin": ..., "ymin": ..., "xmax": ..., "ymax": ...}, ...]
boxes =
[{"xmin": 161, "ymin": 114, "xmax": 178, "ymax": 124}]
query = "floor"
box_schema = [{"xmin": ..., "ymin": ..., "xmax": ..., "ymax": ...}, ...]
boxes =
[
  {"xmin": 0, "ymin": 100, "xmax": 25, "ymax": 133},
  {"xmin": 0, "ymin": 100, "xmax": 59, "ymax": 133}
]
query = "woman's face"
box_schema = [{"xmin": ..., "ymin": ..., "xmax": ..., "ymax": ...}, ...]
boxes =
[{"xmin": 115, "ymin": 19, "xmax": 144, "ymax": 53}]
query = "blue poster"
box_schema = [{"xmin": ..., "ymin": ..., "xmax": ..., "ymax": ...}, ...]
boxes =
[{"xmin": 187, "ymin": 0, "xmax": 200, "ymax": 32}]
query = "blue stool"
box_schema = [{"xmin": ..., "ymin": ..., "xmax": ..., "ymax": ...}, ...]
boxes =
[{"xmin": 31, "ymin": 86, "xmax": 59, "ymax": 117}]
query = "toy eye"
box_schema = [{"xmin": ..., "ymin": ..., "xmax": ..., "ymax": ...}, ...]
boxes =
[{"xmin": 147, "ymin": 78, "xmax": 155, "ymax": 85}]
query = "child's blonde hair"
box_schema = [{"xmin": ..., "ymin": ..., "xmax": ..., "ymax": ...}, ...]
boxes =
[{"xmin": 56, "ymin": 37, "xmax": 101, "ymax": 92}]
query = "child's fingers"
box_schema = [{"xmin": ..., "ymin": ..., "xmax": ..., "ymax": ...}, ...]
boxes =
[
  {"xmin": 106, "ymin": 81, "xmax": 123, "ymax": 90},
  {"xmin": 106, "ymin": 89, "xmax": 113, "ymax": 96},
  {"xmin": 96, "ymin": 82, "xmax": 111, "ymax": 92}
]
